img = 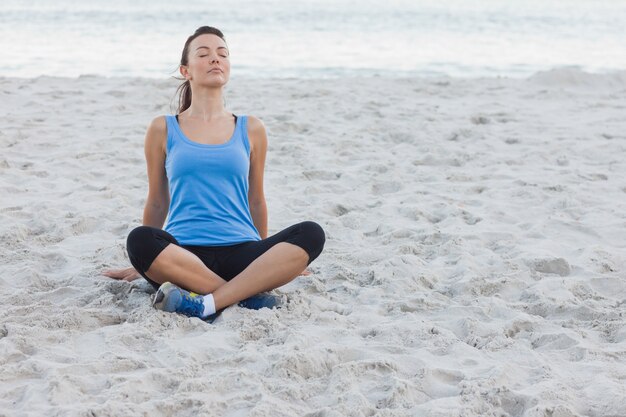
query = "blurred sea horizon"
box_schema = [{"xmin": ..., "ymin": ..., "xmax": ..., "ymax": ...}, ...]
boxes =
[{"xmin": 1, "ymin": 0, "xmax": 625, "ymax": 79}]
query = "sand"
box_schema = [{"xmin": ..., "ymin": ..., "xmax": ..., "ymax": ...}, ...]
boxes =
[{"xmin": 1, "ymin": 69, "xmax": 626, "ymax": 416}]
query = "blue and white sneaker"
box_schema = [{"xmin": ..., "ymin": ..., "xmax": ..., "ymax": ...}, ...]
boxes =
[
  {"xmin": 238, "ymin": 292, "xmax": 283, "ymax": 310},
  {"xmin": 152, "ymin": 281, "xmax": 205, "ymax": 319}
]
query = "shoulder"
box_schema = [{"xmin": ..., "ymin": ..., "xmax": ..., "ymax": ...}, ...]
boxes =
[
  {"xmin": 245, "ymin": 115, "xmax": 267, "ymax": 153},
  {"xmin": 145, "ymin": 115, "xmax": 168, "ymax": 152},
  {"xmin": 148, "ymin": 115, "xmax": 168, "ymax": 133},
  {"xmin": 246, "ymin": 115, "xmax": 266, "ymax": 135}
]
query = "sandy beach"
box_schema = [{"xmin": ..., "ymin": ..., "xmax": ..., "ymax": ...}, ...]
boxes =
[{"xmin": 1, "ymin": 69, "xmax": 626, "ymax": 416}]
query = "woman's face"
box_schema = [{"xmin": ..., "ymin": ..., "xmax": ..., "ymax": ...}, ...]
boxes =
[{"xmin": 182, "ymin": 33, "xmax": 230, "ymax": 87}]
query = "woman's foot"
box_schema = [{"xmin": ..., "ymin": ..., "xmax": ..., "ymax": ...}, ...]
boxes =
[
  {"xmin": 238, "ymin": 292, "xmax": 283, "ymax": 310},
  {"xmin": 153, "ymin": 282, "xmax": 205, "ymax": 318},
  {"xmin": 153, "ymin": 282, "xmax": 282, "ymax": 320}
]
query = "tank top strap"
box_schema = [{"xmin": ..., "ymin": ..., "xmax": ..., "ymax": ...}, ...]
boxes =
[
  {"xmin": 164, "ymin": 115, "xmax": 178, "ymax": 153},
  {"xmin": 239, "ymin": 115, "xmax": 251, "ymax": 156}
]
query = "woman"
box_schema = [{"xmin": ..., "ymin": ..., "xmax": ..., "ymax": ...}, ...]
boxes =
[{"xmin": 102, "ymin": 26, "xmax": 325, "ymax": 321}]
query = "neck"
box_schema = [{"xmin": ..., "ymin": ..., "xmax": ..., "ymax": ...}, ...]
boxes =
[{"xmin": 185, "ymin": 85, "xmax": 228, "ymax": 121}]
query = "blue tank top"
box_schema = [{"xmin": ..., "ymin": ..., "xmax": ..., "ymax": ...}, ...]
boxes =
[{"xmin": 163, "ymin": 114, "xmax": 261, "ymax": 246}]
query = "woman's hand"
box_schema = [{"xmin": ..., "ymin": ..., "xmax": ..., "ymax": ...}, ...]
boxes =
[{"xmin": 101, "ymin": 266, "xmax": 141, "ymax": 282}]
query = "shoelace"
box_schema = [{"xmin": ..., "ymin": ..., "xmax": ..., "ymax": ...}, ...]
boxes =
[{"xmin": 178, "ymin": 291, "xmax": 204, "ymax": 317}]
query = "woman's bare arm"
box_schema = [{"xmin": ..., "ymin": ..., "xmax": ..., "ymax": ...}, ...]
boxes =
[
  {"xmin": 142, "ymin": 116, "xmax": 170, "ymax": 228},
  {"xmin": 247, "ymin": 116, "xmax": 268, "ymax": 239}
]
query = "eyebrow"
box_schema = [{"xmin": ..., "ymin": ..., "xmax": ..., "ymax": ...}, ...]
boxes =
[{"xmin": 195, "ymin": 46, "xmax": 228, "ymax": 51}]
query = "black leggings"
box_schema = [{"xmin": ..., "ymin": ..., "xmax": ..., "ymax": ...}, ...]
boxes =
[{"xmin": 126, "ymin": 221, "xmax": 326, "ymax": 292}]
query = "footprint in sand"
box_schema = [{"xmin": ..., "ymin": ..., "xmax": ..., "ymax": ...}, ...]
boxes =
[
  {"xmin": 447, "ymin": 128, "xmax": 473, "ymax": 142},
  {"xmin": 460, "ymin": 209, "xmax": 482, "ymax": 225},
  {"xmin": 470, "ymin": 185, "xmax": 487, "ymax": 194},
  {"xmin": 529, "ymin": 257, "xmax": 571, "ymax": 277},
  {"xmin": 494, "ymin": 387, "xmax": 537, "ymax": 416},
  {"xmin": 70, "ymin": 217, "xmax": 100, "ymax": 235},
  {"xmin": 556, "ymin": 156, "xmax": 569, "ymax": 166},
  {"xmin": 420, "ymin": 368, "xmax": 464, "ymax": 399},
  {"xmin": 470, "ymin": 115, "xmax": 491, "ymax": 125},
  {"xmin": 302, "ymin": 170, "xmax": 341, "ymax": 181},
  {"xmin": 105, "ymin": 90, "xmax": 126, "ymax": 98},
  {"xmin": 330, "ymin": 204, "xmax": 350, "ymax": 217},
  {"xmin": 423, "ymin": 209, "xmax": 446, "ymax": 224},
  {"xmin": 578, "ymin": 173, "xmax": 608, "ymax": 181},
  {"xmin": 364, "ymin": 163, "xmax": 388, "ymax": 174},
  {"xmin": 387, "ymin": 131, "xmax": 414, "ymax": 144},
  {"xmin": 41, "ymin": 252, "xmax": 68, "ymax": 268},
  {"xmin": 504, "ymin": 320, "xmax": 535, "ymax": 338},
  {"xmin": 371, "ymin": 181, "xmax": 402, "ymax": 195},
  {"xmin": 531, "ymin": 333, "xmax": 578, "ymax": 350}
]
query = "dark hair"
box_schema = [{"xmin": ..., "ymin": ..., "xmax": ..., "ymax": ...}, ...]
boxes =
[{"xmin": 173, "ymin": 26, "xmax": 227, "ymax": 114}]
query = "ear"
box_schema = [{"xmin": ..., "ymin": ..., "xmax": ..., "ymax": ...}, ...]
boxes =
[{"xmin": 180, "ymin": 65, "xmax": 191, "ymax": 80}]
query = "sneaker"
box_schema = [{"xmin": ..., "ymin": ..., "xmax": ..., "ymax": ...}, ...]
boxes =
[
  {"xmin": 153, "ymin": 281, "xmax": 205, "ymax": 319},
  {"xmin": 238, "ymin": 292, "xmax": 283, "ymax": 310}
]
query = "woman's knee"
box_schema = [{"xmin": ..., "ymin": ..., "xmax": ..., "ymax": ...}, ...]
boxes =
[
  {"xmin": 126, "ymin": 226, "xmax": 155, "ymax": 257},
  {"xmin": 298, "ymin": 221, "xmax": 326, "ymax": 263},
  {"xmin": 126, "ymin": 226, "xmax": 177, "ymax": 274}
]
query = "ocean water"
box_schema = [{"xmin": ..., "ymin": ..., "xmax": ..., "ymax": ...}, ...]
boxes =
[{"xmin": 1, "ymin": 0, "xmax": 625, "ymax": 79}]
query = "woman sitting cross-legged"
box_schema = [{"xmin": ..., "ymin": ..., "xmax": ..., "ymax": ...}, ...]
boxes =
[{"xmin": 102, "ymin": 26, "xmax": 325, "ymax": 321}]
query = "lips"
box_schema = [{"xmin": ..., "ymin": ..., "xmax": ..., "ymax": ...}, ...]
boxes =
[{"xmin": 208, "ymin": 68, "xmax": 223, "ymax": 73}]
